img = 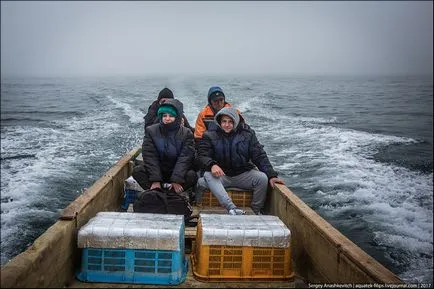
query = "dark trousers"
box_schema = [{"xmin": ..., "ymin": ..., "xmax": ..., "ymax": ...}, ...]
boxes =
[{"xmin": 132, "ymin": 165, "xmax": 198, "ymax": 191}]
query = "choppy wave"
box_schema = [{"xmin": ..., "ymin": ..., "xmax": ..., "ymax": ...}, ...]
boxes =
[
  {"xmin": 106, "ymin": 95, "xmax": 143, "ymax": 124},
  {"xmin": 242, "ymin": 91, "xmax": 432, "ymax": 283},
  {"xmin": 0, "ymin": 154, "xmax": 36, "ymax": 160},
  {"xmin": 1, "ymin": 75, "xmax": 432, "ymax": 283},
  {"xmin": 1, "ymin": 117, "xmax": 48, "ymax": 123},
  {"xmin": 1, "ymin": 110, "xmax": 85, "ymax": 115}
]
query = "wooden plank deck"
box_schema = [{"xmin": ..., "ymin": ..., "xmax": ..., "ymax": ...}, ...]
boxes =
[{"xmin": 67, "ymin": 262, "xmax": 304, "ymax": 288}]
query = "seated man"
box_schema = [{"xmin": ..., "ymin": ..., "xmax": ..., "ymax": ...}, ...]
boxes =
[
  {"xmin": 193, "ymin": 86, "xmax": 243, "ymax": 173},
  {"xmin": 144, "ymin": 87, "xmax": 194, "ymax": 131},
  {"xmin": 196, "ymin": 107, "xmax": 285, "ymax": 215},
  {"xmin": 133, "ymin": 98, "xmax": 197, "ymax": 194},
  {"xmin": 194, "ymin": 86, "xmax": 235, "ymax": 140}
]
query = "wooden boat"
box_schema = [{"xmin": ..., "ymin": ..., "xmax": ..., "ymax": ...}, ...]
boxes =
[{"xmin": 0, "ymin": 146, "xmax": 404, "ymax": 288}]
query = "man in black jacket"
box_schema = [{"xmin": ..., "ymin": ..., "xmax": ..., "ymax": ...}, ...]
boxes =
[
  {"xmin": 197, "ymin": 107, "xmax": 285, "ymax": 215},
  {"xmin": 144, "ymin": 88, "xmax": 194, "ymax": 132},
  {"xmin": 134, "ymin": 98, "xmax": 197, "ymax": 193}
]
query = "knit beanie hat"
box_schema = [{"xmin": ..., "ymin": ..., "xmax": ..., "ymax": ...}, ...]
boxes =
[
  {"xmin": 207, "ymin": 86, "xmax": 225, "ymax": 103},
  {"xmin": 158, "ymin": 88, "xmax": 174, "ymax": 101},
  {"xmin": 157, "ymin": 104, "xmax": 178, "ymax": 117}
]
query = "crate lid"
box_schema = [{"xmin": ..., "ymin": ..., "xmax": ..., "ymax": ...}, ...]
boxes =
[
  {"xmin": 77, "ymin": 212, "xmax": 184, "ymax": 250},
  {"xmin": 199, "ymin": 214, "xmax": 291, "ymax": 248}
]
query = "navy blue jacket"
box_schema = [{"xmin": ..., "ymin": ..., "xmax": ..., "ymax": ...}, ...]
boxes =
[
  {"xmin": 142, "ymin": 99, "xmax": 195, "ymax": 183},
  {"xmin": 197, "ymin": 121, "xmax": 278, "ymax": 179}
]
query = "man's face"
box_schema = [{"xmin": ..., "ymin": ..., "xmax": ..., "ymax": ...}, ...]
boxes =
[
  {"xmin": 210, "ymin": 96, "xmax": 225, "ymax": 112},
  {"xmin": 220, "ymin": 115, "xmax": 234, "ymax": 133}
]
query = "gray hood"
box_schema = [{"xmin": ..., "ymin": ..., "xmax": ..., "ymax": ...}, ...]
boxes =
[{"xmin": 214, "ymin": 107, "xmax": 240, "ymax": 132}]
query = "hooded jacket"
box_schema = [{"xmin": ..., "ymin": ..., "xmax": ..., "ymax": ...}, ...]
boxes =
[
  {"xmin": 142, "ymin": 98, "xmax": 195, "ymax": 183},
  {"xmin": 197, "ymin": 107, "xmax": 278, "ymax": 178},
  {"xmin": 194, "ymin": 86, "xmax": 234, "ymax": 139},
  {"xmin": 144, "ymin": 89, "xmax": 193, "ymax": 131},
  {"xmin": 194, "ymin": 103, "xmax": 233, "ymax": 139}
]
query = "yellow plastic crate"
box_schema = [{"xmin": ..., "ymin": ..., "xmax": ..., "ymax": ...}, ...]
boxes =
[
  {"xmin": 192, "ymin": 217, "xmax": 294, "ymax": 282},
  {"xmin": 198, "ymin": 189, "xmax": 252, "ymax": 207}
]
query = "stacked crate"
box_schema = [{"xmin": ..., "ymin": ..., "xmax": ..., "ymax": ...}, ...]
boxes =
[
  {"xmin": 192, "ymin": 214, "xmax": 294, "ymax": 281},
  {"xmin": 76, "ymin": 212, "xmax": 187, "ymax": 285},
  {"xmin": 197, "ymin": 188, "xmax": 252, "ymax": 208}
]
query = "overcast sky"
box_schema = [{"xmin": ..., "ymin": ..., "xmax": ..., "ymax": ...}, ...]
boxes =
[{"xmin": 1, "ymin": 1, "xmax": 432, "ymax": 77}]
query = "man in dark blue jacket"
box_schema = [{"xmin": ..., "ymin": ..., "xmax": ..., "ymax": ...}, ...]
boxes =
[{"xmin": 197, "ymin": 107, "xmax": 285, "ymax": 215}]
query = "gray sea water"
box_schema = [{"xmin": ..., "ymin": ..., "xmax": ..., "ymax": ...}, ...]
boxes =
[{"xmin": 1, "ymin": 75, "xmax": 432, "ymax": 283}]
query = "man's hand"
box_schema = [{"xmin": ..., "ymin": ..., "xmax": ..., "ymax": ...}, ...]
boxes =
[
  {"xmin": 269, "ymin": 177, "xmax": 285, "ymax": 188},
  {"xmin": 211, "ymin": 164, "xmax": 225, "ymax": 177},
  {"xmin": 171, "ymin": 183, "xmax": 184, "ymax": 193},
  {"xmin": 150, "ymin": 182, "xmax": 161, "ymax": 190}
]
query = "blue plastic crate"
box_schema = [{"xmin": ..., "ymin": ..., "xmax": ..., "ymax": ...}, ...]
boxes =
[
  {"xmin": 121, "ymin": 189, "xmax": 138, "ymax": 210},
  {"xmin": 76, "ymin": 213, "xmax": 187, "ymax": 285},
  {"xmin": 76, "ymin": 248, "xmax": 188, "ymax": 284}
]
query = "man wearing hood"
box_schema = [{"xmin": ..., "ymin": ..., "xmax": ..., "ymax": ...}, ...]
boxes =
[
  {"xmin": 196, "ymin": 107, "xmax": 285, "ymax": 215},
  {"xmin": 144, "ymin": 87, "xmax": 193, "ymax": 132},
  {"xmin": 133, "ymin": 98, "xmax": 197, "ymax": 193}
]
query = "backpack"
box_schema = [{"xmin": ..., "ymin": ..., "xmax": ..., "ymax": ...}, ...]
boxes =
[{"xmin": 133, "ymin": 188, "xmax": 193, "ymax": 219}]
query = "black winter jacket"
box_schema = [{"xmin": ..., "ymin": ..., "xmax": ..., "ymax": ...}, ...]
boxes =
[
  {"xmin": 142, "ymin": 99, "xmax": 196, "ymax": 183},
  {"xmin": 197, "ymin": 121, "xmax": 278, "ymax": 179}
]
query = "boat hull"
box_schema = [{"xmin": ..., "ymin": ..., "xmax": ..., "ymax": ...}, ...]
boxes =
[
  {"xmin": 1, "ymin": 147, "xmax": 403, "ymax": 287},
  {"xmin": 269, "ymin": 184, "xmax": 402, "ymax": 283}
]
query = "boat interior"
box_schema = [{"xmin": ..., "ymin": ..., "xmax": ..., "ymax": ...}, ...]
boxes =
[
  {"xmin": 66, "ymin": 180, "xmax": 306, "ymax": 287},
  {"xmin": 0, "ymin": 147, "xmax": 403, "ymax": 288}
]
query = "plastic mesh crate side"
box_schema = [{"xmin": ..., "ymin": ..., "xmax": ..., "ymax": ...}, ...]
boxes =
[
  {"xmin": 211, "ymin": 245, "xmax": 244, "ymax": 278},
  {"xmin": 200, "ymin": 190, "xmax": 252, "ymax": 207},
  {"xmin": 77, "ymin": 216, "xmax": 187, "ymax": 284},
  {"xmin": 231, "ymin": 191, "xmax": 252, "ymax": 207},
  {"xmin": 192, "ymin": 215, "xmax": 294, "ymax": 282},
  {"xmin": 192, "ymin": 219, "xmax": 293, "ymax": 282},
  {"xmin": 77, "ymin": 248, "xmax": 187, "ymax": 284},
  {"xmin": 192, "ymin": 245, "xmax": 293, "ymax": 281}
]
